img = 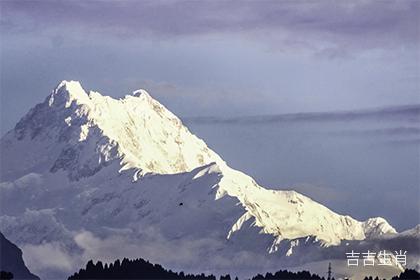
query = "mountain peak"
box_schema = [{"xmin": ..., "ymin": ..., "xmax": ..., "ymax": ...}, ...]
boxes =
[
  {"xmin": 0, "ymin": 81, "xmax": 403, "ymax": 279},
  {"xmin": 132, "ymin": 89, "xmax": 151, "ymax": 98},
  {"xmin": 54, "ymin": 80, "xmax": 83, "ymax": 92},
  {"xmin": 8, "ymin": 81, "xmax": 225, "ymax": 179},
  {"xmin": 48, "ymin": 80, "xmax": 90, "ymax": 108}
]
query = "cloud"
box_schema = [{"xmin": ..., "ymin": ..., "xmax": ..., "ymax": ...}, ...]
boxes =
[
  {"xmin": 185, "ymin": 104, "xmax": 420, "ymax": 124},
  {"xmin": 1, "ymin": 0, "xmax": 418, "ymax": 54},
  {"xmin": 72, "ymin": 226, "xmax": 287, "ymax": 278},
  {"xmin": 21, "ymin": 242, "xmax": 75, "ymax": 273},
  {"xmin": 0, "ymin": 173, "xmax": 43, "ymax": 190},
  {"xmin": 73, "ymin": 227, "xmax": 232, "ymax": 272}
]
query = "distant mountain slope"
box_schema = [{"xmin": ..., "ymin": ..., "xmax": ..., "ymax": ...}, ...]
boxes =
[{"xmin": 0, "ymin": 232, "xmax": 39, "ymax": 280}]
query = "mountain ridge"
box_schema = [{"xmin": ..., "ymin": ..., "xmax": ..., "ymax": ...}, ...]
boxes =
[
  {"xmin": 3, "ymin": 80, "xmax": 395, "ymax": 243},
  {"xmin": 0, "ymin": 80, "xmax": 406, "ymax": 279}
]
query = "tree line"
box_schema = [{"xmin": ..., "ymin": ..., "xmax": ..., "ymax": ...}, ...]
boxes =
[
  {"xmin": 66, "ymin": 258, "xmax": 420, "ymax": 280},
  {"xmin": 67, "ymin": 258, "xmax": 326, "ymax": 280}
]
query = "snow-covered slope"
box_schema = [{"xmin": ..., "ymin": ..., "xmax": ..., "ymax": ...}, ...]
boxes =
[
  {"xmin": 2, "ymin": 80, "xmax": 224, "ymax": 180},
  {"xmin": 0, "ymin": 81, "xmax": 401, "ymax": 278}
]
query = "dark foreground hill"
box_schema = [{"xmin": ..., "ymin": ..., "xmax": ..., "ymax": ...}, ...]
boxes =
[{"xmin": 0, "ymin": 232, "xmax": 39, "ymax": 279}]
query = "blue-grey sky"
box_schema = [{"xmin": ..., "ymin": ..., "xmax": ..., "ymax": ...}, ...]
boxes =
[
  {"xmin": 0, "ymin": 1, "xmax": 419, "ymax": 230},
  {"xmin": 186, "ymin": 106, "xmax": 420, "ymax": 231},
  {"xmin": 0, "ymin": 0, "xmax": 419, "ymax": 135}
]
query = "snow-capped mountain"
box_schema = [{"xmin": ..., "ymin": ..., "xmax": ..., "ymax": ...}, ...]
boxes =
[{"xmin": 0, "ymin": 81, "xmax": 410, "ymax": 279}]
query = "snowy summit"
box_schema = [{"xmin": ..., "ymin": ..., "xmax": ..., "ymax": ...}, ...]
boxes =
[{"xmin": 0, "ymin": 81, "xmax": 401, "ymax": 279}]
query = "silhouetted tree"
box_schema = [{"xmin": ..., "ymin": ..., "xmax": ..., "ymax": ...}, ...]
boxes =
[
  {"xmin": 392, "ymin": 269, "xmax": 420, "ymax": 280},
  {"xmin": 251, "ymin": 269, "xmax": 325, "ymax": 280},
  {"xmin": 363, "ymin": 276, "xmax": 383, "ymax": 280},
  {"xmin": 0, "ymin": 271, "xmax": 13, "ymax": 280},
  {"xmin": 69, "ymin": 257, "xmax": 343, "ymax": 280},
  {"xmin": 68, "ymin": 258, "xmax": 217, "ymax": 280},
  {"xmin": 220, "ymin": 274, "xmax": 231, "ymax": 280},
  {"xmin": 363, "ymin": 269, "xmax": 420, "ymax": 280}
]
